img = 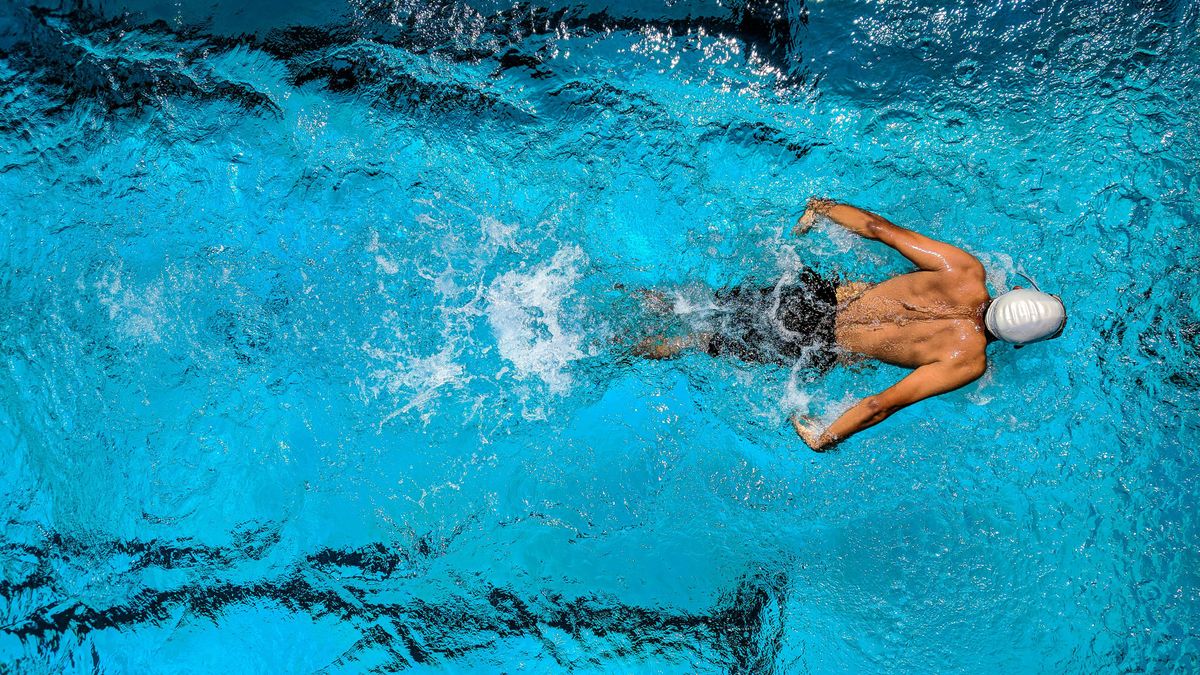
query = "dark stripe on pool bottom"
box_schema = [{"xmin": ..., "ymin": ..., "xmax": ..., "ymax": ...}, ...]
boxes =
[{"xmin": 5, "ymin": 534, "xmax": 790, "ymax": 672}]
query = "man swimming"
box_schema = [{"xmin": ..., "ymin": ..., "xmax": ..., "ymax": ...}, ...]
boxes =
[{"xmin": 635, "ymin": 198, "xmax": 1067, "ymax": 452}]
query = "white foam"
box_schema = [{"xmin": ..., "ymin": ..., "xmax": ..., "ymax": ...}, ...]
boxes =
[
  {"xmin": 773, "ymin": 243, "xmax": 804, "ymax": 277},
  {"xmin": 781, "ymin": 367, "xmax": 814, "ymax": 415},
  {"xmin": 817, "ymin": 392, "xmax": 860, "ymax": 428},
  {"xmin": 966, "ymin": 362, "xmax": 995, "ymax": 406},
  {"xmin": 782, "ymin": 363, "xmax": 858, "ymax": 428},
  {"xmin": 669, "ymin": 286, "xmax": 719, "ymax": 315},
  {"xmin": 480, "ymin": 215, "xmax": 519, "ymax": 251},
  {"xmin": 363, "ymin": 339, "xmax": 467, "ymax": 427},
  {"xmin": 814, "ymin": 215, "xmax": 858, "ymax": 254},
  {"xmin": 978, "ymin": 251, "xmax": 1016, "ymax": 293},
  {"xmin": 367, "ymin": 230, "xmax": 400, "ymax": 275},
  {"xmin": 94, "ymin": 264, "xmax": 166, "ymax": 344},
  {"xmin": 776, "ymin": 217, "xmax": 852, "ymax": 275},
  {"xmin": 486, "ymin": 246, "xmax": 588, "ymax": 395}
]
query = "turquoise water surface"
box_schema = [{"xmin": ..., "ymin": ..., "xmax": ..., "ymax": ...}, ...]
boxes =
[{"xmin": 1, "ymin": 0, "xmax": 1198, "ymax": 672}]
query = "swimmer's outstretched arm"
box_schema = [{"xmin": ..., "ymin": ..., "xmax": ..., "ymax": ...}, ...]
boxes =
[
  {"xmin": 790, "ymin": 356, "xmax": 985, "ymax": 451},
  {"xmin": 797, "ymin": 198, "xmax": 982, "ymax": 274}
]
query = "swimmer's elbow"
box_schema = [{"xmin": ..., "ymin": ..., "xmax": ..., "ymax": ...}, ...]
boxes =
[
  {"xmin": 952, "ymin": 356, "xmax": 987, "ymax": 384},
  {"xmin": 863, "ymin": 217, "xmax": 887, "ymax": 240},
  {"xmin": 862, "ymin": 395, "xmax": 897, "ymax": 424},
  {"xmin": 966, "ymin": 357, "xmax": 987, "ymax": 381}
]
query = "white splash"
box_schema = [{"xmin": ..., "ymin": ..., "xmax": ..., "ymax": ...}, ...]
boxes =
[
  {"xmin": 781, "ymin": 370, "xmax": 814, "ymax": 416},
  {"xmin": 367, "ymin": 230, "xmax": 400, "ymax": 275},
  {"xmin": 480, "ymin": 215, "xmax": 519, "ymax": 251},
  {"xmin": 774, "ymin": 243, "xmax": 803, "ymax": 277},
  {"xmin": 94, "ymin": 264, "xmax": 166, "ymax": 344},
  {"xmin": 966, "ymin": 362, "xmax": 995, "ymax": 406},
  {"xmin": 782, "ymin": 364, "xmax": 858, "ymax": 428},
  {"xmin": 813, "ymin": 214, "xmax": 859, "ymax": 254},
  {"xmin": 776, "ymin": 215, "xmax": 855, "ymax": 271},
  {"xmin": 486, "ymin": 246, "xmax": 587, "ymax": 394},
  {"xmin": 669, "ymin": 286, "xmax": 719, "ymax": 315},
  {"xmin": 817, "ymin": 392, "xmax": 861, "ymax": 428},
  {"xmin": 978, "ymin": 251, "xmax": 1016, "ymax": 292},
  {"xmin": 363, "ymin": 339, "xmax": 467, "ymax": 427}
]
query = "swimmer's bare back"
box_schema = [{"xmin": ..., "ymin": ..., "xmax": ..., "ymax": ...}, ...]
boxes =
[{"xmin": 790, "ymin": 199, "xmax": 990, "ymax": 451}]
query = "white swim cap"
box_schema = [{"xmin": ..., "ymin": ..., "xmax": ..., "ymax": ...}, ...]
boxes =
[{"xmin": 985, "ymin": 288, "xmax": 1066, "ymax": 344}]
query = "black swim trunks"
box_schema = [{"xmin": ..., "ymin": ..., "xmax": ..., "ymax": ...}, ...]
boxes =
[{"xmin": 704, "ymin": 268, "xmax": 840, "ymax": 371}]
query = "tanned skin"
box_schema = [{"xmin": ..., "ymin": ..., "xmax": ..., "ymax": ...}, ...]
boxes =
[
  {"xmin": 788, "ymin": 199, "xmax": 990, "ymax": 451},
  {"xmin": 634, "ymin": 198, "xmax": 994, "ymax": 450}
]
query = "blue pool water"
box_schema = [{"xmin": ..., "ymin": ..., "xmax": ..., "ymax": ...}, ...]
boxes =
[{"xmin": 1, "ymin": 0, "xmax": 1198, "ymax": 671}]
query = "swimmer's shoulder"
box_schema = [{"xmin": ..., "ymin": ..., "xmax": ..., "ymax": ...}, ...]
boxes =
[
  {"xmin": 946, "ymin": 251, "xmax": 986, "ymax": 280},
  {"xmin": 944, "ymin": 326, "xmax": 989, "ymax": 377}
]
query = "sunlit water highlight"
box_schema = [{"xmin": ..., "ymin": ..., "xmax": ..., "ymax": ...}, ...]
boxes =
[{"xmin": 1, "ymin": 0, "xmax": 1198, "ymax": 671}]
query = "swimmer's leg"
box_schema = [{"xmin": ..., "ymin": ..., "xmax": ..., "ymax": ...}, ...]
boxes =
[{"xmin": 632, "ymin": 333, "xmax": 712, "ymax": 359}]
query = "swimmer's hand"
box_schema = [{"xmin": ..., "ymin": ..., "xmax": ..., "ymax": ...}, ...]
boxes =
[
  {"xmin": 790, "ymin": 414, "xmax": 832, "ymax": 452},
  {"xmin": 794, "ymin": 197, "xmax": 837, "ymax": 235}
]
